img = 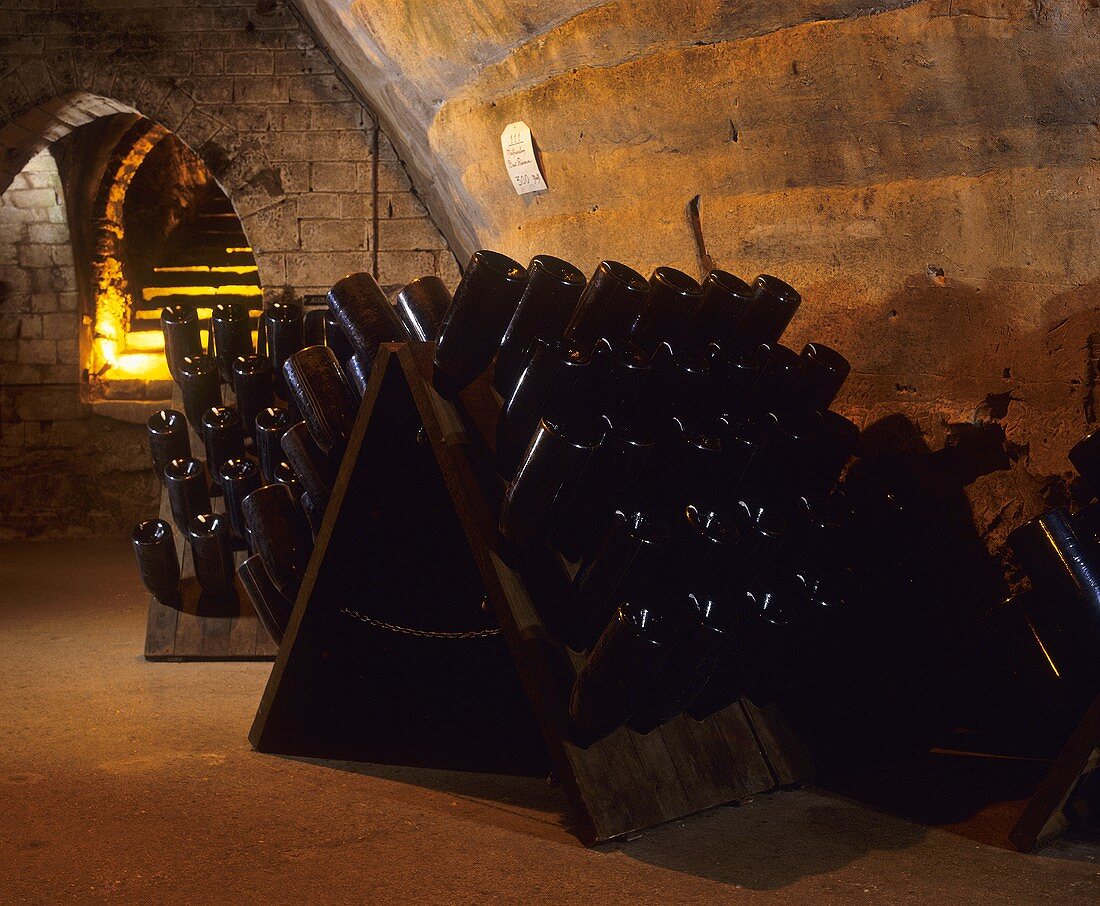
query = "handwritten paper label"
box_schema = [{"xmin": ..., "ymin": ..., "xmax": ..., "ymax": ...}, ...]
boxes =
[{"xmin": 501, "ymin": 121, "xmax": 547, "ymax": 195}]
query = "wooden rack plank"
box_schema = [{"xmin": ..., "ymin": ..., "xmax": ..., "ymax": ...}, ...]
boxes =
[
  {"xmin": 250, "ymin": 342, "xmax": 813, "ymax": 844},
  {"xmin": 1008, "ymin": 692, "xmax": 1100, "ymax": 851}
]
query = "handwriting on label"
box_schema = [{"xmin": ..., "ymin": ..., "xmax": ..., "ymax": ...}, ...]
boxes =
[{"xmin": 500, "ymin": 121, "xmax": 548, "ymax": 195}]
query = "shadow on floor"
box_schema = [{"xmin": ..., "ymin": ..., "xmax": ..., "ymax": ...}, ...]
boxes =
[
  {"xmin": 286, "ymin": 751, "xmax": 936, "ymax": 891},
  {"xmin": 285, "ymin": 754, "xmax": 583, "ymax": 844},
  {"xmin": 603, "ymin": 790, "xmax": 928, "ymax": 891}
]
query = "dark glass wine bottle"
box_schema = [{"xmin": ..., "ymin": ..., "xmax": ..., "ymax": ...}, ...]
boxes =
[
  {"xmin": 231, "ymin": 354, "xmax": 274, "ymax": 440},
  {"xmin": 283, "ymin": 345, "xmax": 358, "ymax": 455},
  {"xmin": 241, "ymin": 483, "xmax": 313, "ymax": 598},
  {"xmin": 687, "ymin": 584, "xmax": 798, "ymax": 720},
  {"xmin": 239, "ymin": 554, "xmax": 294, "ymax": 643},
  {"xmin": 187, "ymin": 513, "xmax": 236, "ymax": 600},
  {"xmin": 629, "ymin": 266, "xmax": 703, "ymax": 356},
  {"xmin": 569, "ymin": 509, "xmax": 671, "ymax": 651},
  {"xmin": 433, "ymin": 250, "xmax": 528, "ymax": 399},
  {"xmin": 569, "ymin": 598, "xmax": 677, "ymax": 745},
  {"xmin": 177, "ymin": 354, "xmax": 222, "ymax": 429},
  {"xmin": 327, "ymin": 272, "xmax": 411, "ymax": 372},
  {"xmin": 629, "ymin": 590, "xmax": 740, "ymax": 733},
  {"xmin": 131, "ymin": 519, "xmax": 181, "ymax": 606},
  {"xmin": 280, "ymin": 421, "xmax": 336, "ymax": 511},
  {"xmin": 395, "ymin": 275, "xmax": 452, "ymax": 343},
  {"xmin": 498, "ymin": 417, "xmax": 601, "ymax": 548},
  {"xmin": 201, "ymin": 406, "xmax": 244, "ymax": 490},
  {"xmin": 496, "ymin": 336, "xmax": 590, "ymax": 480},
  {"xmin": 789, "ymin": 342, "xmax": 850, "ymax": 412},
  {"xmin": 254, "ymin": 406, "xmax": 293, "ymax": 484},
  {"xmin": 219, "ymin": 456, "xmax": 262, "ymax": 551},
  {"xmin": 161, "ymin": 303, "xmax": 202, "ymax": 382},
  {"xmin": 146, "ymin": 409, "xmax": 190, "ymax": 482},
  {"xmin": 494, "ymin": 255, "xmax": 586, "ymax": 398},
  {"xmin": 259, "ymin": 301, "xmax": 305, "ymax": 398},
  {"xmin": 210, "ymin": 301, "xmax": 253, "ymax": 384},
  {"xmin": 163, "ymin": 457, "xmax": 211, "ymax": 533},
  {"xmin": 731, "ymin": 274, "xmax": 801, "ymax": 350},
  {"xmin": 688, "ymin": 270, "xmax": 754, "ymax": 351},
  {"xmin": 564, "ymin": 260, "xmax": 649, "ymax": 351}
]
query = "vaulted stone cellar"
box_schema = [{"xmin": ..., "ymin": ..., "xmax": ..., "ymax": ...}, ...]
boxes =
[
  {"xmin": 2, "ymin": 1, "xmax": 1100, "ymax": 901},
  {"xmin": 0, "ymin": 6, "xmax": 456, "ymax": 536}
]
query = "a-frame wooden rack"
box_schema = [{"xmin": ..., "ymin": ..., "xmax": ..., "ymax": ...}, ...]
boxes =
[
  {"xmin": 249, "ymin": 341, "xmax": 812, "ymax": 844},
  {"xmin": 1008, "ymin": 692, "xmax": 1100, "ymax": 851},
  {"xmin": 144, "ymin": 384, "xmax": 278, "ymax": 661}
]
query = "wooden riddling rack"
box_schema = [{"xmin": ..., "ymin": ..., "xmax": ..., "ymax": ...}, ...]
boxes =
[
  {"xmin": 1005, "ymin": 692, "xmax": 1100, "ymax": 851},
  {"xmin": 249, "ymin": 342, "xmax": 815, "ymax": 844},
  {"xmin": 144, "ymin": 382, "xmax": 277, "ymax": 661}
]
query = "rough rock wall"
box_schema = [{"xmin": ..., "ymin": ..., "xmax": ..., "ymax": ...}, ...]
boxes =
[{"xmin": 298, "ymin": 0, "xmax": 1100, "ymax": 555}]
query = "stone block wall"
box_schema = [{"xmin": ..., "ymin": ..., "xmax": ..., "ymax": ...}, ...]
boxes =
[
  {"xmin": 0, "ymin": 150, "xmax": 154, "ymax": 538},
  {"xmin": 0, "ymin": 151, "xmax": 79, "ymax": 387},
  {"xmin": 0, "ymin": 1, "xmax": 459, "ymax": 304},
  {"xmin": 0, "ymin": 1, "xmax": 461, "ymax": 537}
]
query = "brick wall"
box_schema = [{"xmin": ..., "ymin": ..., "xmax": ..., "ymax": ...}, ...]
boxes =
[
  {"xmin": 0, "ymin": 150, "xmax": 79, "ymax": 385},
  {"xmin": 0, "ymin": 0, "xmax": 461, "ymax": 536},
  {"xmin": 0, "ymin": 1, "xmax": 460, "ymax": 302},
  {"xmin": 0, "ymin": 150, "xmax": 154, "ymax": 538}
]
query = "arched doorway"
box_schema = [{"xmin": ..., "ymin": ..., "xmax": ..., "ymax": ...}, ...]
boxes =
[
  {"xmin": 0, "ymin": 94, "xmax": 269, "ymax": 536},
  {"xmin": 77, "ymin": 117, "xmax": 262, "ymax": 387}
]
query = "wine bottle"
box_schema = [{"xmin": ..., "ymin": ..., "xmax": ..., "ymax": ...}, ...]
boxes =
[
  {"xmin": 395, "ymin": 275, "xmax": 452, "ymax": 342},
  {"xmin": 210, "ymin": 301, "xmax": 253, "ymax": 384},
  {"xmin": 564, "ymin": 260, "xmax": 648, "ymax": 351},
  {"xmin": 131, "ymin": 519, "xmax": 181, "ymax": 606},
  {"xmin": 494, "ymin": 255, "xmax": 586, "ymax": 397},
  {"xmin": 161, "ymin": 303, "xmax": 202, "ymax": 382},
  {"xmin": 433, "ymin": 250, "xmax": 528, "ymax": 398}
]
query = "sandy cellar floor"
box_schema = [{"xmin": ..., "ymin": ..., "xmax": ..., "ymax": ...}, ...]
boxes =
[{"xmin": 0, "ymin": 539, "xmax": 1097, "ymax": 903}]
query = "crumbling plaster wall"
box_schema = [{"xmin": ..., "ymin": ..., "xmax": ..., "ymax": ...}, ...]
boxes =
[{"xmin": 298, "ymin": 0, "xmax": 1100, "ymax": 552}]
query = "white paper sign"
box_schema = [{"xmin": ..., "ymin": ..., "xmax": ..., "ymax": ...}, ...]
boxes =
[{"xmin": 501, "ymin": 121, "xmax": 547, "ymax": 195}]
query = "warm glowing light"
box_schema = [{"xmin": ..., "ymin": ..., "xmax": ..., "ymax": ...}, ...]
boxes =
[
  {"xmin": 1027, "ymin": 617, "xmax": 1061, "ymax": 678},
  {"xmin": 123, "ymin": 330, "xmax": 166, "ymax": 352},
  {"xmin": 113, "ymin": 352, "xmax": 165, "ymax": 378},
  {"xmin": 141, "ymin": 285, "xmax": 263, "ymax": 300},
  {"xmin": 153, "ymin": 265, "xmax": 258, "ymax": 275},
  {"xmin": 96, "ymin": 337, "xmax": 119, "ymax": 368},
  {"xmin": 131, "ymin": 307, "xmax": 261, "ymax": 322},
  {"xmin": 92, "ymin": 124, "xmax": 170, "ymax": 352},
  {"xmin": 92, "ymin": 337, "xmax": 170, "ymax": 380},
  {"xmin": 86, "ymin": 122, "xmax": 264, "ymax": 387}
]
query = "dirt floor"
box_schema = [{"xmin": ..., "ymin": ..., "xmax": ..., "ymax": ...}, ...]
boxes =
[{"xmin": 1, "ymin": 539, "xmax": 1098, "ymax": 903}]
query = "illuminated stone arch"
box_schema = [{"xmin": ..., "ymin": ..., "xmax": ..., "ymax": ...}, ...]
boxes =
[{"xmin": 0, "ymin": 81, "xmax": 288, "ymax": 378}]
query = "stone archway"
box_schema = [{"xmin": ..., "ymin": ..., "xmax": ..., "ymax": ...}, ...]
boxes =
[
  {"xmin": 0, "ymin": 91, "xmax": 281, "ymax": 389},
  {"xmin": 0, "ymin": 5, "xmax": 459, "ymax": 538},
  {"xmin": 0, "ymin": 86, "xmax": 289, "ymax": 292},
  {"xmin": 0, "ymin": 88, "xmax": 285, "ymax": 537}
]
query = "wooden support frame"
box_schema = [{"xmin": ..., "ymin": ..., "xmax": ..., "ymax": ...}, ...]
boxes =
[
  {"xmin": 250, "ymin": 342, "xmax": 813, "ymax": 844},
  {"xmin": 1008, "ymin": 692, "xmax": 1100, "ymax": 851},
  {"xmin": 144, "ymin": 385, "xmax": 278, "ymax": 661}
]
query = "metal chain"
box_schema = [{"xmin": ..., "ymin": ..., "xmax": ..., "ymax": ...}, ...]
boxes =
[{"xmin": 338, "ymin": 603, "xmax": 502, "ymax": 640}]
